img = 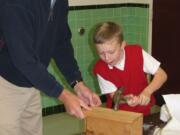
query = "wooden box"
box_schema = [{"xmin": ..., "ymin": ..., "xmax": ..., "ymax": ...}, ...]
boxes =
[{"xmin": 83, "ymin": 107, "xmax": 143, "ymax": 135}]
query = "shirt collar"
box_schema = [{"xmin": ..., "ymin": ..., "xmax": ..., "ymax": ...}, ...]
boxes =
[
  {"xmin": 108, "ymin": 48, "xmax": 125, "ymax": 70},
  {"xmin": 50, "ymin": 0, "xmax": 56, "ymax": 8}
]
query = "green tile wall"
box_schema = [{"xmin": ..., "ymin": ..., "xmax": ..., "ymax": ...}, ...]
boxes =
[{"xmin": 42, "ymin": 4, "xmax": 150, "ymax": 108}]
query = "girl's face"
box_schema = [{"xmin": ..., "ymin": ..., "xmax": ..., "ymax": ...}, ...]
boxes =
[{"xmin": 96, "ymin": 39, "xmax": 125, "ymax": 66}]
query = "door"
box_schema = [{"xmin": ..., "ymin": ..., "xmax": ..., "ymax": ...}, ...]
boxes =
[{"xmin": 152, "ymin": 0, "xmax": 180, "ymax": 105}]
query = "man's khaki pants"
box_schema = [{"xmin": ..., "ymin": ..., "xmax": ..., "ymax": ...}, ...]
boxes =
[{"xmin": 0, "ymin": 76, "xmax": 42, "ymax": 135}]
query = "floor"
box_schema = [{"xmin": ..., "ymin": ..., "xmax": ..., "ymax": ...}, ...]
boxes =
[{"xmin": 43, "ymin": 112, "xmax": 84, "ymax": 135}]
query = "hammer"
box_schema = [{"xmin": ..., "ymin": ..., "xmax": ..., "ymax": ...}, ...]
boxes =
[{"xmin": 113, "ymin": 87, "xmax": 127, "ymax": 110}]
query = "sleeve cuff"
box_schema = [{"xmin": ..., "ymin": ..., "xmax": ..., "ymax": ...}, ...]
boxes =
[
  {"xmin": 49, "ymin": 83, "xmax": 64, "ymax": 97},
  {"xmin": 70, "ymin": 75, "xmax": 83, "ymax": 88}
]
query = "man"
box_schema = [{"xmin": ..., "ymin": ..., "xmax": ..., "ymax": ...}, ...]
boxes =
[{"xmin": 0, "ymin": 0, "xmax": 101, "ymax": 135}]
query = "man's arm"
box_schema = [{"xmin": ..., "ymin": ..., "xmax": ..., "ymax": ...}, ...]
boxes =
[{"xmin": 0, "ymin": 4, "xmax": 63, "ymax": 97}]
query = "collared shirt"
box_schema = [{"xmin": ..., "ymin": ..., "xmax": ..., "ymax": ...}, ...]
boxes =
[
  {"xmin": 97, "ymin": 48, "xmax": 160, "ymax": 94},
  {"xmin": 50, "ymin": 0, "xmax": 56, "ymax": 8}
]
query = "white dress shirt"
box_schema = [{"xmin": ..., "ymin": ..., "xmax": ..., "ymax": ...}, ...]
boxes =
[{"xmin": 97, "ymin": 49, "xmax": 160, "ymax": 94}]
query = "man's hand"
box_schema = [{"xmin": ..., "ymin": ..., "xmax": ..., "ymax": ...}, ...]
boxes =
[
  {"xmin": 74, "ymin": 82, "xmax": 102, "ymax": 107},
  {"xmin": 58, "ymin": 89, "xmax": 91, "ymax": 119}
]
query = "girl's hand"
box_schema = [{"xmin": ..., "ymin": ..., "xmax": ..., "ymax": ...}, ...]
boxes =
[
  {"xmin": 138, "ymin": 91, "xmax": 151, "ymax": 106},
  {"xmin": 125, "ymin": 94, "xmax": 139, "ymax": 107}
]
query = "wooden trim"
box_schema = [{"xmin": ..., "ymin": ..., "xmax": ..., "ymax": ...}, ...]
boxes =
[{"xmin": 69, "ymin": 0, "xmax": 152, "ymax": 6}]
